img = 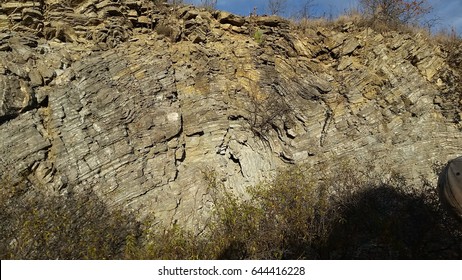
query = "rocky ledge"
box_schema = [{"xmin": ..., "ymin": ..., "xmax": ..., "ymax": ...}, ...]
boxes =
[{"xmin": 1, "ymin": 0, "xmax": 462, "ymax": 227}]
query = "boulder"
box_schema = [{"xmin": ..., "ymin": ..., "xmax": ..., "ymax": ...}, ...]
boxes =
[
  {"xmin": 255, "ymin": 15, "xmax": 286, "ymax": 27},
  {"xmin": 216, "ymin": 11, "xmax": 245, "ymax": 27},
  {"xmin": 342, "ymin": 37, "xmax": 361, "ymax": 55},
  {"xmin": 438, "ymin": 157, "xmax": 462, "ymax": 219}
]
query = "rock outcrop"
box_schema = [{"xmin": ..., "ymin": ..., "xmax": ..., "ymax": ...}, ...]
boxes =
[{"xmin": 1, "ymin": 0, "xmax": 462, "ymax": 227}]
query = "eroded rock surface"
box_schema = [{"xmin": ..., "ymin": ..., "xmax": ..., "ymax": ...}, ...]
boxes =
[{"xmin": 1, "ymin": 0, "xmax": 462, "ymax": 227}]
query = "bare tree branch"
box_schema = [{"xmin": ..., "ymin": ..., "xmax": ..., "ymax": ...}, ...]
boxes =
[
  {"xmin": 359, "ymin": 0, "xmax": 433, "ymax": 27},
  {"xmin": 268, "ymin": 0, "xmax": 288, "ymax": 16}
]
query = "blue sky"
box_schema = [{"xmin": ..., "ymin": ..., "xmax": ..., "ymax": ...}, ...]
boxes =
[{"xmin": 186, "ymin": 0, "xmax": 462, "ymax": 34}]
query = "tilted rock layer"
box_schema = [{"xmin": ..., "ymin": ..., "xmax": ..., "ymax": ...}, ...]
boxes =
[{"xmin": 1, "ymin": 0, "xmax": 462, "ymax": 226}]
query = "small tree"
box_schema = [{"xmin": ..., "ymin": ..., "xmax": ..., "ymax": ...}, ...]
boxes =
[
  {"xmin": 359, "ymin": 0, "xmax": 432, "ymax": 27},
  {"xmin": 247, "ymin": 92, "xmax": 290, "ymax": 141},
  {"xmin": 268, "ymin": 0, "xmax": 287, "ymax": 16},
  {"xmin": 295, "ymin": 0, "xmax": 316, "ymax": 20},
  {"xmin": 199, "ymin": 0, "xmax": 217, "ymax": 10},
  {"xmin": 169, "ymin": 0, "xmax": 184, "ymax": 4}
]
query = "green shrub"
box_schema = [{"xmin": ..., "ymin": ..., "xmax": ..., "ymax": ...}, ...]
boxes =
[
  {"xmin": 0, "ymin": 177, "xmax": 140, "ymax": 259},
  {"xmin": 253, "ymin": 29, "xmax": 265, "ymax": 44},
  {"xmin": 203, "ymin": 166, "xmax": 334, "ymax": 259},
  {"xmin": 132, "ymin": 222, "xmax": 208, "ymax": 260}
]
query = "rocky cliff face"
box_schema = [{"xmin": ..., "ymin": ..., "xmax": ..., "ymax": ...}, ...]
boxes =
[{"xmin": 1, "ymin": 0, "xmax": 461, "ymax": 227}]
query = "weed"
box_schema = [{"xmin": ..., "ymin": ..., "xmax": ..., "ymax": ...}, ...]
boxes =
[{"xmin": 253, "ymin": 29, "xmax": 265, "ymax": 44}]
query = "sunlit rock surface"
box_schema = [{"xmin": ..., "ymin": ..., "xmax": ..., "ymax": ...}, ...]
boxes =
[{"xmin": 1, "ymin": 0, "xmax": 462, "ymax": 227}]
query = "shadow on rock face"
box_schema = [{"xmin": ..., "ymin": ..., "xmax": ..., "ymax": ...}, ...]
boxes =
[
  {"xmin": 322, "ymin": 185, "xmax": 462, "ymax": 259},
  {"xmin": 213, "ymin": 178, "xmax": 462, "ymax": 260}
]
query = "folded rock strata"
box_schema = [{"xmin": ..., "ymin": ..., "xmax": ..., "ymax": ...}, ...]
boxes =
[{"xmin": 1, "ymin": 0, "xmax": 462, "ymax": 227}]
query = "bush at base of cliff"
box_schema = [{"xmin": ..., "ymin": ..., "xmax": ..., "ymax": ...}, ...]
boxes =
[
  {"xmin": 103, "ymin": 164, "xmax": 462, "ymax": 259},
  {"xmin": 127, "ymin": 222, "xmax": 210, "ymax": 260},
  {"xmin": 200, "ymin": 164, "xmax": 462, "ymax": 259},
  {"xmin": 0, "ymin": 178, "xmax": 140, "ymax": 259},
  {"xmin": 3, "ymin": 164, "xmax": 462, "ymax": 259},
  {"xmin": 205, "ymin": 166, "xmax": 333, "ymax": 259},
  {"xmin": 124, "ymin": 166, "xmax": 335, "ymax": 260}
]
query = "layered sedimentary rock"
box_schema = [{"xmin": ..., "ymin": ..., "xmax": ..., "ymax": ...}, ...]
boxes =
[{"xmin": 1, "ymin": 0, "xmax": 462, "ymax": 227}]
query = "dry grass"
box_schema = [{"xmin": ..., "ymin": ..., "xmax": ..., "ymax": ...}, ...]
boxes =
[{"xmin": 434, "ymin": 27, "xmax": 462, "ymax": 60}]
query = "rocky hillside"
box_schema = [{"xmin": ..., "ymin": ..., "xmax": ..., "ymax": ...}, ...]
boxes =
[{"xmin": 1, "ymin": 0, "xmax": 461, "ymax": 227}]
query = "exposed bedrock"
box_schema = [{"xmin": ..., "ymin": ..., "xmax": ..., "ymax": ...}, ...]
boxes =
[{"xmin": 1, "ymin": 0, "xmax": 462, "ymax": 227}]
